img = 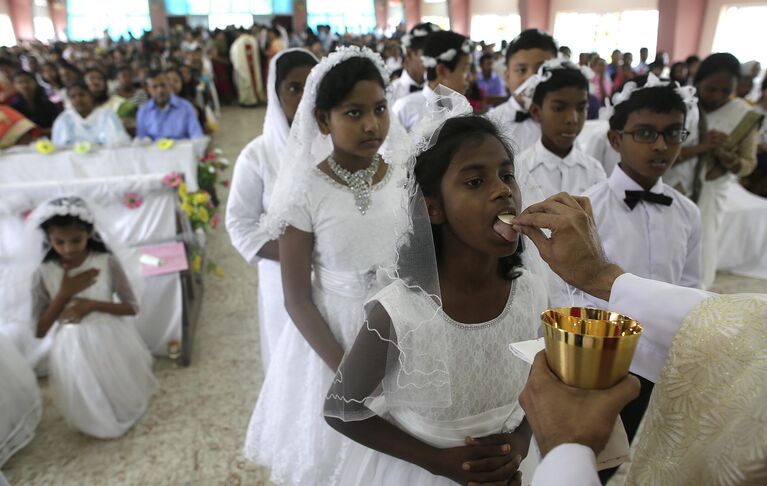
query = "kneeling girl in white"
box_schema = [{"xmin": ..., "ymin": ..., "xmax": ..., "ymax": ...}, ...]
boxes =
[{"xmin": 30, "ymin": 197, "xmax": 156, "ymax": 439}]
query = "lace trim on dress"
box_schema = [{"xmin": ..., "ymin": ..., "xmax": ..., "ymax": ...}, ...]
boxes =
[
  {"xmin": 432, "ymin": 278, "xmax": 518, "ymax": 330},
  {"xmin": 315, "ymin": 161, "xmax": 394, "ymax": 192}
]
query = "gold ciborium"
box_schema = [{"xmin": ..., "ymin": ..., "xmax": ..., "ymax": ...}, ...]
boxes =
[{"xmin": 541, "ymin": 307, "xmax": 643, "ymax": 389}]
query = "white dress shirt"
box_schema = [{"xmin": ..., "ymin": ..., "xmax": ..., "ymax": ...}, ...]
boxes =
[
  {"xmin": 486, "ymin": 97, "xmax": 541, "ymax": 153},
  {"xmin": 389, "ymin": 69, "xmax": 424, "ymax": 105},
  {"xmin": 532, "ymin": 274, "xmax": 712, "ymax": 485},
  {"xmin": 517, "ymin": 140, "xmax": 607, "ymax": 200},
  {"xmin": 585, "ymin": 165, "xmax": 702, "ymax": 295},
  {"xmin": 392, "ymin": 84, "xmax": 436, "ymax": 133}
]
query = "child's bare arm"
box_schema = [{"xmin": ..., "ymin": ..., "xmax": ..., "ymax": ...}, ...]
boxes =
[{"xmin": 280, "ymin": 225, "xmax": 345, "ymax": 371}]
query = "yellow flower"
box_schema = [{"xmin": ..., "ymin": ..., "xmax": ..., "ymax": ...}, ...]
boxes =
[
  {"xmin": 208, "ymin": 263, "xmax": 224, "ymax": 277},
  {"xmin": 35, "ymin": 140, "xmax": 55, "ymax": 154},
  {"xmin": 178, "ymin": 182, "xmax": 188, "ymax": 197},
  {"xmin": 180, "ymin": 202, "xmax": 194, "ymax": 215},
  {"xmin": 196, "ymin": 207, "xmax": 210, "ymax": 223},
  {"xmin": 191, "ymin": 254, "xmax": 202, "ymax": 273},
  {"xmin": 157, "ymin": 138, "xmax": 174, "ymax": 150},
  {"xmin": 74, "ymin": 141, "xmax": 92, "ymax": 154},
  {"xmin": 193, "ymin": 192, "xmax": 210, "ymax": 205}
]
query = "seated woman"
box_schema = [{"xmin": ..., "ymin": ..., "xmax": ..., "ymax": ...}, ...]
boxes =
[
  {"xmin": 0, "ymin": 105, "xmax": 41, "ymax": 149},
  {"xmin": 83, "ymin": 68, "xmax": 125, "ymax": 112},
  {"xmin": 10, "ymin": 70, "xmax": 62, "ymax": 136},
  {"xmin": 51, "ymin": 81, "xmax": 131, "ymax": 147}
]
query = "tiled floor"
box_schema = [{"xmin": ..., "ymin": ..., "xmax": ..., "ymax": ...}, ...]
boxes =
[{"xmin": 3, "ymin": 106, "xmax": 767, "ymax": 486}]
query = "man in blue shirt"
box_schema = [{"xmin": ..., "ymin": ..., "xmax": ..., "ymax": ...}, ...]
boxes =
[
  {"xmin": 136, "ymin": 70, "xmax": 203, "ymax": 140},
  {"xmin": 476, "ymin": 53, "xmax": 506, "ymax": 97}
]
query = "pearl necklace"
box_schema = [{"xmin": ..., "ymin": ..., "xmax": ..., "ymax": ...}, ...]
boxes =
[{"xmin": 328, "ymin": 154, "xmax": 381, "ymax": 215}]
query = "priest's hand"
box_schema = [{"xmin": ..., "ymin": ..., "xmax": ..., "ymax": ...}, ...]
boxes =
[
  {"xmin": 519, "ymin": 352, "xmax": 640, "ymax": 457},
  {"xmin": 511, "ymin": 192, "xmax": 624, "ymax": 301}
]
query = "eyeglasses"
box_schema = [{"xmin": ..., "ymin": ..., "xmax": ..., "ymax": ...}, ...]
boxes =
[{"xmin": 620, "ymin": 127, "xmax": 690, "ymax": 144}]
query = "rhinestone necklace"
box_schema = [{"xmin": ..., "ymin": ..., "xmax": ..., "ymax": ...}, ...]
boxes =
[{"xmin": 328, "ymin": 154, "xmax": 381, "ymax": 214}]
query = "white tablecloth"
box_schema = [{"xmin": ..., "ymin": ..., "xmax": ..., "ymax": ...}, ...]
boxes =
[
  {"xmin": 717, "ymin": 182, "xmax": 767, "ymax": 280},
  {"xmin": 0, "ymin": 175, "xmax": 184, "ymax": 356},
  {"xmin": 0, "ymin": 137, "xmax": 209, "ymax": 192}
]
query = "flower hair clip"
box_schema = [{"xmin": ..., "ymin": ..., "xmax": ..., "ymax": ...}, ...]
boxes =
[
  {"xmin": 516, "ymin": 58, "xmax": 580, "ymax": 111},
  {"xmin": 421, "ymin": 39, "xmax": 472, "ymax": 69}
]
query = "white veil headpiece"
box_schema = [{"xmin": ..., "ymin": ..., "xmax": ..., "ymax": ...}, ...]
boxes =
[
  {"xmin": 324, "ymin": 87, "xmax": 550, "ymax": 421},
  {"xmin": 261, "ymin": 45, "xmax": 403, "ymax": 240},
  {"xmin": 262, "ymin": 48, "xmax": 319, "ymax": 151}
]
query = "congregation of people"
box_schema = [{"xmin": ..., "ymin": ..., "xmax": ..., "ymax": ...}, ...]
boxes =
[{"xmin": 2, "ymin": 16, "xmax": 766, "ymax": 486}]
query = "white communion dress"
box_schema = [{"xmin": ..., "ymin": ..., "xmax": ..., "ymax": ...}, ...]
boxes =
[
  {"xmin": 338, "ymin": 269, "xmax": 548, "ymax": 485},
  {"xmin": 33, "ymin": 252, "xmax": 157, "ymax": 439},
  {"xmin": 243, "ymin": 163, "xmax": 405, "ymax": 485},
  {"xmin": 0, "ymin": 334, "xmax": 42, "ymax": 467}
]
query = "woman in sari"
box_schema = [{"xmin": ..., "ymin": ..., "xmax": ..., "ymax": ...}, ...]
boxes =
[
  {"xmin": 0, "ymin": 105, "xmax": 40, "ymax": 149},
  {"xmin": 665, "ymin": 53, "xmax": 763, "ymax": 289}
]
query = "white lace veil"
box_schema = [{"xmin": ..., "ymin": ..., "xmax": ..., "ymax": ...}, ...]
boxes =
[
  {"xmin": 324, "ymin": 87, "xmax": 551, "ymax": 421},
  {"xmin": 262, "ymin": 48, "xmax": 319, "ymax": 151},
  {"xmin": 261, "ymin": 46, "xmax": 408, "ymax": 240}
]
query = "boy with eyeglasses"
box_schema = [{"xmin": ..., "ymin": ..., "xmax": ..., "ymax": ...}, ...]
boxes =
[
  {"xmin": 580, "ymin": 80, "xmax": 703, "ymax": 477},
  {"xmin": 584, "ymin": 79, "xmax": 702, "ymax": 303}
]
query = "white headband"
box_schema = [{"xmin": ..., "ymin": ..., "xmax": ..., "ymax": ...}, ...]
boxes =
[
  {"xmin": 610, "ymin": 72, "xmax": 698, "ymax": 112},
  {"xmin": 28, "ymin": 196, "xmax": 95, "ymax": 226},
  {"xmin": 421, "ymin": 39, "xmax": 472, "ymax": 69},
  {"xmin": 516, "ymin": 58, "xmax": 581, "ymax": 111}
]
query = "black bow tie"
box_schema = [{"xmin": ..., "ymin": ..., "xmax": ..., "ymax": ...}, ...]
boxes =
[
  {"xmin": 624, "ymin": 190, "xmax": 673, "ymax": 210},
  {"xmin": 409, "ymin": 84, "xmax": 423, "ymax": 93},
  {"xmin": 515, "ymin": 111, "xmax": 532, "ymax": 122}
]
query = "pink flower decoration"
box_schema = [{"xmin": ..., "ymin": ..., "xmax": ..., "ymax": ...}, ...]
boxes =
[
  {"xmin": 21, "ymin": 210, "xmax": 32, "ymax": 220},
  {"xmin": 123, "ymin": 192, "xmax": 143, "ymax": 209},
  {"xmin": 162, "ymin": 172, "xmax": 183, "ymax": 188},
  {"xmin": 210, "ymin": 212, "xmax": 220, "ymax": 229}
]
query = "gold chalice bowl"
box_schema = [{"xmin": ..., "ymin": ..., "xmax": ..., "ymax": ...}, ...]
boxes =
[{"xmin": 541, "ymin": 307, "xmax": 643, "ymax": 389}]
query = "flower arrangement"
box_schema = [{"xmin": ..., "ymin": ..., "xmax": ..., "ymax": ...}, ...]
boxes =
[
  {"xmin": 198, "ymin": 148, "xmax": 230, "ymax": 195},
  {"xmin": 167, "ymin": 175, "xmax": 224, "ymax": 277}
]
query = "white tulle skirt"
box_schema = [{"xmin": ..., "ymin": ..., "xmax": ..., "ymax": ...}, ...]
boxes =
[
  {"xmin": 243, "ymin": 267, "xmax": 372, "ymax": 485},
  {"xmin": 49, "ymin": 317, "xmax": 157, "ymax": 439},
  {"xmin": 0, "ymin": 335, "xmax": 42, "ymax": 467}
]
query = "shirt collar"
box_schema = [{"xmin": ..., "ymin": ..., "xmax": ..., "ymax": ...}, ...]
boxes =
[
  {"xmin": 149, "ymin": 94, "xmax": 180, "ymax": 111},
  {"xmin": 608, "ymin": 164, "xmax": 665, "ymax": 199},
  {"xmin": 400, "ymin": 69, "xmax": 423, "ymax": 88},
  {"xmin": 531, "ymin": 139, "xmax": 582, "ymax": 170}
]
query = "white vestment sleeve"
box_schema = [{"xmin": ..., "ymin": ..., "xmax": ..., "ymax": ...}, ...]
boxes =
[
  {"xmin": 608, "ymin": 273, "xmax": 713, "ymax": 382},
  {"xmin": 532, "ymin": 444, "xmax": 600, "ymax": 486}
]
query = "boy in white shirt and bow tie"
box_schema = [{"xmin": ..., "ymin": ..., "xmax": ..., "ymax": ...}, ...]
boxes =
[
  {"xmin": 581, "ymin": 76, "xmax": 702, "ymax": 466},
  {"xmin": 515, "ymin": 60, "xmax": 607, "ymax": 201},
  {"xmin": 585, "ymin": 76, "xmax": 702, "ymax": 297}
]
